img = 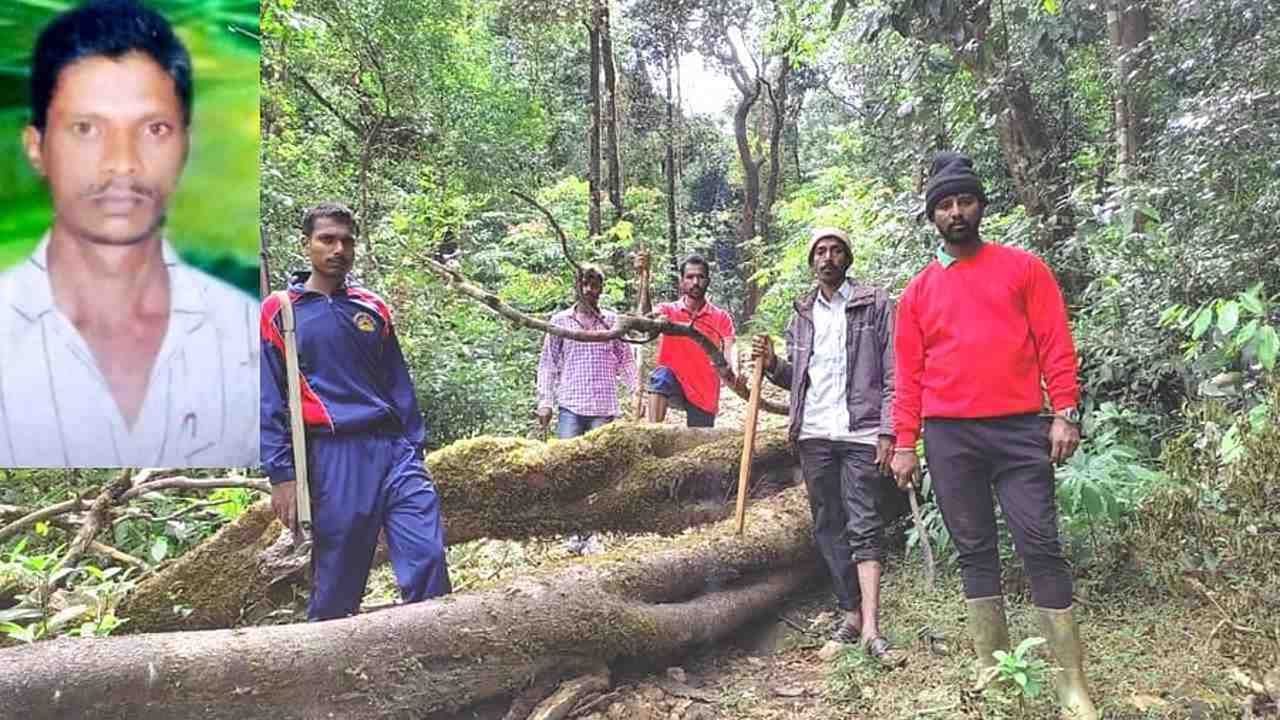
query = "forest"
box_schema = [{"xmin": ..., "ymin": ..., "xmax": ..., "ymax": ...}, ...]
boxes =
[{"xmin": 2, "ymin": 0, "xmax": 1278, "ymax": 718}]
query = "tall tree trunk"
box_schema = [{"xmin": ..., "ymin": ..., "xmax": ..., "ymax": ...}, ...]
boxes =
[
  {"xmin": 665, "ymin": 51, "xmax": 679, "ymax": 274},
  {"xmin": 674, "ymin": 49, "xmax": 684, "ymax": 178},
  {"xmin": 1107, "ymin": 0, "xmax": 1151, "ymax": 180},
  {"xmin": 992, "ymin": 73, "xmax": 1074, "ymax": 246},
  {"xmin": 761, "ymin": 56, "xmax": 790, "ymax": 234},
  {"xmin": 749, "ymin": 55, "xmax": 793, "ymax": 320},
  {"xmin": 259, "ymin": 224, "xmax": 271, "ymax": 299},
  {"xmin": 602, "ymin": 1, "xmax": 624, "ymax": 221},
  {"xmin": 733, "ymin": 81, "xmax": 763, "ymax": 319},
  {"xmin": 588, "ymin": 4, "xmax": 603, "ymax": 238}
]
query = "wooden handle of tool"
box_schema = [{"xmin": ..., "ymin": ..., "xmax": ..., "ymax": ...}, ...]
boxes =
[
  {"xmin": 278, "ymin": 292, "xmax": 312, "ymax": 536},
  {"xmin": 734, "ymin": 357, "xmax": 766, "ymax": 535},
  {"xmin": 907, "ymin": 472, "xmax": 936, "ymax": 590}
]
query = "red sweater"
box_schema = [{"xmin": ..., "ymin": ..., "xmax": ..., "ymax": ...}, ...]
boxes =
[{"xmin": 893, "ymin": 242, "xmax": 1079, "ymax": 448}]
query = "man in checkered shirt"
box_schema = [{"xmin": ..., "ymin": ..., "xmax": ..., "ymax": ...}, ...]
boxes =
[{"xmin": 535, "ymin": 264, "xmax": 639, "ymax": 439}]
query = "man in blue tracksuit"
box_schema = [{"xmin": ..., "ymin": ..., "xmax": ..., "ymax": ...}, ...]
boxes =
[{"xmin": 260, "ymin": 202, "xmax": 450, "ymax": 621}]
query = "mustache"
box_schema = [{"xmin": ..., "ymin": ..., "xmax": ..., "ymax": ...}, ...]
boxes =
[{"xmin": 83, "ymin": 179, "xmax": 155, "ymax": 200}]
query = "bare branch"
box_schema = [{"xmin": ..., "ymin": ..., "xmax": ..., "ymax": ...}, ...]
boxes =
[
  {"xmin": 118, "ymin": 477, "xmax": 270, "ymax": 504},
  {"xmin": 510, "ymin": 190, "xmax": 583, "ymax": 278},
  {"xmin": 56, "ymin": 469, "xmax": 136, "ymax": 575},
  {"xmin": 88, "ymin": 542, "xmax": 148, "ymax": 570},
  {"xmin": 293, "ymin": 71, "xmax": 364, "ymax": 137},
  {"xmin": 1, "ymin": 477, "xmax": 269, "ymax": 547},
  {"xmin": 0, "ymin": 497, "xmax": 86, "ymax": 544}
]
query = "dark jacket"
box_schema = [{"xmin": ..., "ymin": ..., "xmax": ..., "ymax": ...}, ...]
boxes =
[{"xmin": 765, "ymin": 281, "xmax": 895, "ymax": 442}]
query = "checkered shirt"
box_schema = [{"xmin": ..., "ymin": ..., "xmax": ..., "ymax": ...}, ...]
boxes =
[{"xmin": 536, "ymin": 306, "xmax": 638, "ymax": 417}]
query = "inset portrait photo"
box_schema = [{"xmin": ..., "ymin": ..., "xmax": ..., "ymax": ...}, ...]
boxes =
[{"xmin": 0, "ymin": 0, "xmax": 260, "ymax": 467}]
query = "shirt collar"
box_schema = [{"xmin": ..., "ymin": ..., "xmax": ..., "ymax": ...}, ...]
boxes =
[
  {"xmin": 288, "ymin": 269, "xmax": 353, "ymax": 297},
  {"xmin": 679, "ymin": 295, "xmax": 714, "ymax": 315},
  {"xmin": 815, "ymin": 279, "xmax": 853, "ymax": 306},
  {"xmin": 9, "ymin": 232, "xmax": 202, "ymax": 319},
  {"xmin": 936, "ymin": 245, "xmax": 958, "ymax": 268}
]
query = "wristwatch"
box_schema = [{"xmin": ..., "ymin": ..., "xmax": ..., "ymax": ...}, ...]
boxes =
[{"xmin": 1054, "ymin": 407, "xmax": 1081, "ymax": 425}]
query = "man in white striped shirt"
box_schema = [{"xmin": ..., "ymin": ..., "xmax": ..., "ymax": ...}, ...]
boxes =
[{"xmin": 0, "ymin": 0, "xmax": 257, "ymax": 467}]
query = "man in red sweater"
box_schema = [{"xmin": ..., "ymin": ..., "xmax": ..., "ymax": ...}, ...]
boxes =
[{"xmin": 890, "ymin": 152, "xmax": 1098, "ymax": 719}]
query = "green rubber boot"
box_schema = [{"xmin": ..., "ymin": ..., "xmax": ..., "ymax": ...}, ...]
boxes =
[
  {"xmin": 966, "ymin": 595, "xmax": 1010, "ymax": 677},
  {"xmin": 1037, "ymin": 605, "xmax": 1100, "ymax": 720}
]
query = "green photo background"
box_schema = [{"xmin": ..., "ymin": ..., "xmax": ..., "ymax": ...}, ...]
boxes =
[{"xmin": 0, "ymin": 0, "xmax": 260, "ymax": 295}]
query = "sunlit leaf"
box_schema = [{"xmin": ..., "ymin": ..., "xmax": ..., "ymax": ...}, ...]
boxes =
[
  {"xmin": 1216, "ymin": 301, "xmax": 1239, "ymax": 334},
  {"xmin": 1257, "ymin": 326, "xmax": 1279, "ymax": 369},
  {"xmin": 150, "ymin": 537, "xmax": 170, "ymax": 563},
  {"xmin": 1191, "ymin": 307, "xmax": 1213, "ymax": 339}
]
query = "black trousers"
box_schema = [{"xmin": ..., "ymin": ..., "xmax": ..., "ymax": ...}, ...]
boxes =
[
  {"xmin": 797, "ymin": 439, "xmax": 884, "ymax": 612},
  {"xmin": 923, "ymin": 414, "xmax": 1073, "ymax": 609}
]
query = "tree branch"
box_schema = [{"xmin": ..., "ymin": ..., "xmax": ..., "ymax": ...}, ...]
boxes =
[
  {"xmin": 293, "ymin": 70, "xmax": 364, "ymax": 137},
  {"xmin": 118, "ymin": 477, "xmax": 270, "ymax": 503},
  {"xmin": 510, "ymin": 189, "xmax": 583, "ymax": 279},
  {"xmin": 88, "ymin": 542, "xmax": 148, "ymax": 570},
  {"xmin": 0, "ymin": 497, "xmax": 86, "ymax": 544},
  {"xmin": 0, "ymin": 477, "xmax": 269, "ymax": 548},
  {"xmin": 56, "ymin": 469, "xmax": 136, "ymax": 575}
]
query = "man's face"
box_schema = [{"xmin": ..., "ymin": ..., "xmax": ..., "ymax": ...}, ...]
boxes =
[
  {"xmin": 680, "ymin": 263, "xmax": 709, "ymax": 300},
  {"xmin": 810, "ymin": 237, "xmax": 850, "ymax": 285},
  {"xmin": 577, "ymin": 273, "xmax": 603, "ymax": 310},
  {"xmin": 23, "ymin": 52, "xmax": 189, "ymax": 247},
  {"xmin": 304, "ymin": 216, "xmax": 356, "ymax": 280},
  {"xmin": 932, "ymin": 193, "xmax": 984, "ymax": 244}
]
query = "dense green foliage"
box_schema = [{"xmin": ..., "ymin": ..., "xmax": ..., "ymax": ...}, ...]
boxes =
[{"xmin": 261, "ymin": 0, "xmax": 1278, "ymax": 456}]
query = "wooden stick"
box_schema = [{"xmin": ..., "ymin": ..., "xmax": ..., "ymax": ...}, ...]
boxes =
[
  {"xmin": 734, "ymin": 357, "xmax": 766, "ymax": 534},
  {"xmin": 278, "ymin": 292, "xmax": 313, "ymax": 545},
  {"xmin": 907, "ymin": 469, "xmax": 936, "ymax": 590}
]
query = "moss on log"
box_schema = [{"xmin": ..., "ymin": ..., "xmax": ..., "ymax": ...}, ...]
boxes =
[{"xmin": 120, "ymin": 423, "xmax": 799, "ymax": 632}]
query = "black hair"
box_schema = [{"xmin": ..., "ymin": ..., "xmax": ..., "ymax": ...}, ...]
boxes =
[
  {"xmin": 577, "ymin": 263, "xmax": 606, "ymax": 285},
  {"xmin": 302, "ymin": 203, "xmax": 358, "ymax": 238},
  {"xmin": 30, "ymin": 0, "xmax": 193, "ymax": 132},
  {"xmin": 679, "ymin": 254, "xmax": 710, "ymax": 277}
]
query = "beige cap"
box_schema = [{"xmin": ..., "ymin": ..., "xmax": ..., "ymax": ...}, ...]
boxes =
[{"xmin": 808, "ymin": 227, "xmax": 851, "ymax": 264}]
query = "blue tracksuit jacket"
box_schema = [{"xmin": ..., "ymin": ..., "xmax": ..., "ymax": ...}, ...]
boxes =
[{"xmin": 260, "ymin": 272, "xmax": 425, "ymax": 484}]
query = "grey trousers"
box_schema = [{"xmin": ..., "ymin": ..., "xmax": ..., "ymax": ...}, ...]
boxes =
[
  {"xmin": 797, "ymin": 439, "xmax": 884, "ymax": 612},
  {"xmin": 923, "ymin": 414, "xmax": 1073, "ymax": 609}
]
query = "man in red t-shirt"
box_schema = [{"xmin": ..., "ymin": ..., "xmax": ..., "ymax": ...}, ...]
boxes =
[
  {"xmin": 890, "ymin": 152, "xmax": 1097, "ymax": 719},
  {"xmin": 646, "ymin": 255, "xmax": 736, "ymax": 427}
]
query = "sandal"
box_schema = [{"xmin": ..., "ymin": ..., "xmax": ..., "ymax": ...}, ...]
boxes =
[
  {"xmin": 863, "ymin": 635, "xmax": 906, "ymax": 667},
  {"xmin": 917, "ymin": 625, "xmax": 951, "ymax": 656},
  {"xmin": 830, "ymin": 623, "xmax": 860, "ymax": 644}
]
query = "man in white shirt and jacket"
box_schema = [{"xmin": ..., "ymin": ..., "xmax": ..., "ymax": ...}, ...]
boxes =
[{"xmin": 752, "ymin": 227, "xmax": 902, "ymax": 666}]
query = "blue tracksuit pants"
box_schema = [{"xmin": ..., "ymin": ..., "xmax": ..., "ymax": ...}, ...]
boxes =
[{"xmin": 307, "ymin": 432, "xmax": 451, "ymax": 620}]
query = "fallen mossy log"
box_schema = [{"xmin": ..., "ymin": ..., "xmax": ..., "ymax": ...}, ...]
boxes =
[
  {"xmin": 120, "ymin": 423, "xmax": 799, "ymax": 632},
  {"xmin": 0, "ymin": 485, "xmax": 821, "ymax": 720}
]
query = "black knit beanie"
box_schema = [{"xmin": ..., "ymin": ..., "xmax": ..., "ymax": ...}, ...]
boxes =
[{"xmin": 924, "ymin": 151, "xmax": 986, "ymax": 220}]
